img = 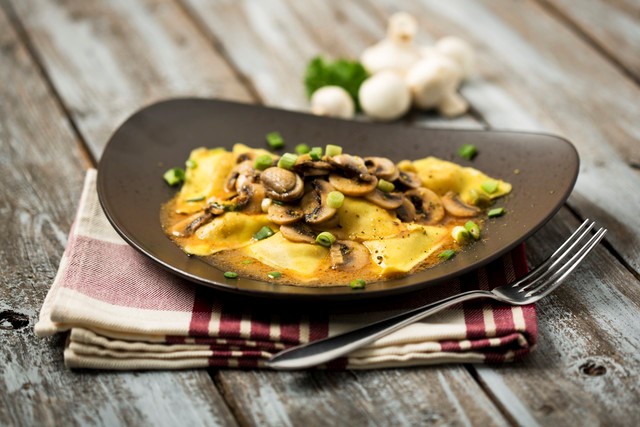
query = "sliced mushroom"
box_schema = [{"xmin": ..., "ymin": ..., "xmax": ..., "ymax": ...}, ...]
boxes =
[
  {"xmin": 396, "ymin": 196, "xmax": 417, "ymax": 222},
  {"xmin": 280, "ymin": 222, "xmax": 316, "ymax": 243},
  {"xmin": 364, "ymin": 157, "xmax": 399, "ymax": 181},
  {"xmin": 330, "ymin": 240, "xmax": 369, "ymax": 271},
  {"xmin": 267, "ymin": 203, "xmax": 304, "ymax": 225},
  {"xmin": 405, "ymin": 187, "xmax": 445, "ymax": 225},
  {"xmin": 225, "ymin": 160, "xmax": 258, "ymax": 193},
  {"xmin": 301, "ymin": 179, "xmax": 337, "ymax": 224},
  {"xmin": 174, "ymin": 203, "xmax": 225, "ymax": 237},
  {"xmin": 396, "ymin": 170, "xmax": 422, "ymax": 189},
  {"xmin": 260, "ymin": 167, "xmax": 305, "ymax": 202},
  {"xmin": 327, "ymin": 154, "xmax": 369, "ymax": 178},
  {"xmin": 441, "ymin": 191, "xmax": 481, "ymax": 217},
  {"xmin": 294, "ymin": 154, "xmax": 333, "ymax": 176},
  {"xmin": 364, "ymin": 189, "xmax": 404, "ymax": 209},
  {"xmin": 328, "ymin": 173, "xmax": 378, "ymax": 197}
]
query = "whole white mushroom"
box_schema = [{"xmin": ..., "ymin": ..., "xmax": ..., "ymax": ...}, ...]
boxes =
[
  {"xmin": 405, "ymin": 55, "xmax": 468, "ymax": 117},
  {"xmin": 435, "ymin": 36, "xmax": 475, "ymax": 79},
  {"xmin": 310, "ymin": 86, "xmax": 355, "ymax": 119},
  {"xmin": 359, "ymin": 71, "xmax": 411, "ymax": 121},
  {"xmin": 360, "ymin": 12, "xmax": 421, "ymax": 75}
]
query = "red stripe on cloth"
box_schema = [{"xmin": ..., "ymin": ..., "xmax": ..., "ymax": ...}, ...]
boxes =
[
  {"xmin": 460, "ymin": 270, "xmax": 487, "ymax": 339},
  {"xmin": 521, "ymin": 304, "xmax": 538, "ymax": 345},
  {"xmin": 440, "ymin": 340, "xmax": 462, "ymax": 352},
  {"xmin": 309, "ymin": 313, "xmax": 330, "ymax": 341},
  {"xmin": 279, "ymin": 312, "xmax": 301, "ymax": 344},
  {"xmin": 218, "ymin": 302, "xmax": 242, "ymax": 338},
  {"xmin": 486, "ymin": 257, "xmax": 516, "ymax": 336},
  {"xmin": 249, "ymin": 311, "xmax": 272, "ymax": 342},
  {"xmin": 188, "ymin": 288, "xmax": 214, "ymax": 336}
]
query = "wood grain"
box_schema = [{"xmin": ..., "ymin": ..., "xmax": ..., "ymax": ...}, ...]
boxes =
[
  {"xmin": 7, "ymin": 0, "xmax": 253, "ymax": 161},
  {"xmin": 0, "ymin": 4, "xmax": 238, "ymax": 426},
  {"xmin": 538, "ymin": 0, "xmax": 640, "ymax": 82}
]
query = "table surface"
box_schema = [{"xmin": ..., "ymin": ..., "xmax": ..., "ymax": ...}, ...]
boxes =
[{"xmin": 1, "ymin": 0, "xmax": 639, "ymax": 425}]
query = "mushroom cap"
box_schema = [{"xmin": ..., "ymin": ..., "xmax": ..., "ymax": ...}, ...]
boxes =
[
  {"xmin": 328, "ymin": 154, "xmax": 369, "ymax": 177},
  {"xmin": 310, "ymin": 86, "xmax": 355, "ymax": 119},
  {"xmin": 359, "ymin": 72, "xmax": 411, "ymax": 121},
  {"xmin": 441, "ymin": 191, "xmax": 480, "ymax": 217},
  {"xmin": 435, "ymin": 36, "xmax": 475, "ymax": 79},
  {"xmin": 328, "ymin": 173, "xmax": 378, "ymax": 197},
  {"xmin": 405, "ymin": 187, "xmax": 445, "ymax": 225},
  {"xmin": 365, "ymin": 156, "xmax": 399, "ymax": 181},
  {"xmin": 405, "ymin": 55, "xmax": 462, "ymax": 110},
  {"xmin": 361, "ymin": 40, "xmax": 422, "ymax": 75},
  {"xmin": 396, "ymin": 170, "xmax": 422, "ymax": 189},
  {"xmin": 364, "ymin": 189, "xmax": 404, "ymax": 209},
  {"xmin": 267, "ymin": 203, "xmax": 304, "ymax": 225},
  {"xmin": 260, "ymin": 167, "xmax": 304, "ymax": 202},
  {"xmin": 387, "ymin": 12, "xmax": 418, "ymax": 44},
  {"xmin": 330, "ymin": 240, "xmax": 370, "ymax": 271},
  {"xmin": 280, "ymin": 222, "xmax": 317, "ymax": 243},
  {"xmin": 301, "ymin": 179, "xmax": 338, "ymax": 224}
]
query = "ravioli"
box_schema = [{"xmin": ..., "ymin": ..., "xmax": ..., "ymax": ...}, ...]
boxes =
[
  {"xmin": 329, "ymin": 197, "xmax": 405, "ymax": 241},
  {"xmin": 363, "ymin": 225, "xmax": 448, "ymax": 276},
  {"xmin": 412, "ymin": 157, "xmax": 511, "ymax": 204},
  {"xmin": 183, "ymin": 212, "xmax": 274, "ymax": 256},
  {"xmin": 243, "ymin": 233, "xmax": 329, "ymax": 279}
]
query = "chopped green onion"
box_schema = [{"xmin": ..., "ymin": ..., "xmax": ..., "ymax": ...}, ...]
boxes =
[
  {"xmin": 241, "ymin": 259, "xmax": 254, "ymax": 265},
  {"xmin": 464, "ymin": 221, "xmax": 481, "ymax": 240},
  {"xmin": 451, "ymin": 226, "xmax": 470, "ymax": 243},
  {"xmin": 272, "ymin": 200, "xmax": 284, "ymax": 206},
  {"xmin": 326, "ymin": 191, "xmax": 345, "ymax": 209},
  {"xmin": 316, "ymin": 231, "xmax": 336, "ymax": 247},
  {"xmin": 488, "ymin": 207, "xmax": 506, "ymax": 218},
  {"xmin": 438, "ymin": 249, "xmax": 456, "ymax": 260},
  {"xmin": 266, "ymin": 131, "xmax": 285, "ymax": 149},
  {"xmin": 277, "ymin": 152, "xmax": 298, "ymax": 170},
  {"xmin": 163, "ymin": 167, "xmax": 185, "ymax": 186},
  {"xmin": 468, "ymin": 188, "xmax": 491, "ymax": 207},
  {"xmin": 268, "ymin": 271, "xmax": 282, "ymax": 279},
  {"xmin": 254, "ymin": 154, "xmax": 274, "ymax": 171},
  {"xmin": 185, "ymin": 159, "xmax": 197, "ymax": 169},
  {"xmin": 253, "ymin": 226, "xmax": 275, "ymax": 240},
  {"xmin": 186, "ymin": 196, "xmax": 205, "ymax": 202},
  {"xmin": 349, "ymin": 279, "xmax": 366, "ymax": 289},
  {"xmin": 325, "ymin": 144, "xmax": 343, "ymax": 157},
  {"xmin": 458, "ymin": 144, "xmax": 477, "ymax": 160},
  {"xmin": 309, "ymin": 146, "xmax": 323, "ymax": 160},
  {"xmin": 377, "ymin": 179, "xmax": 395, "ymax": 193},
  {"xmin": 224, "ymin": 271, "xmax": 239, "ymax": 279},
  {"xmin": 295, "ymin": 143, "xmax": 311, "ymax": 154},
  {"xmin": 481, "ymin": 179, "xmax": 498, "ymax": 194}
]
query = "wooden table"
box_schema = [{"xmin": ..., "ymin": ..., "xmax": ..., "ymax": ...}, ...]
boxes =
[{"xmin": 2, "ymin": 0, "xmax": 639, "ymax": 425}]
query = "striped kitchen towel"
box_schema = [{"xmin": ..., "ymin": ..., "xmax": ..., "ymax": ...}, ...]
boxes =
[{"xmin": 35, "ymin": 170, "xmax": 537, "ymax": 370}]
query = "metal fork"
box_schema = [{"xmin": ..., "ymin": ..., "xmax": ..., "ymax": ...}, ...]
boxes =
[{"xmin": 267, "ymin": 220, "xmax": 606, "ymax": 370}]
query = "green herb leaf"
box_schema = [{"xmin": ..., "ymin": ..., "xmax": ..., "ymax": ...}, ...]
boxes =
[
  {"xmin": 304, "ymin": 56, "xmax": 369, "ymax": 110},
  {"xmin": 163, "ymin": 167, "xmax": 185, "ymax": 186}
]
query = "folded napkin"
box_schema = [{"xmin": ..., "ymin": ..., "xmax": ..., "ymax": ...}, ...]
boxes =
[{"xmin": 36, "ymin": 170, "xmax": 537, "ymax": 370}]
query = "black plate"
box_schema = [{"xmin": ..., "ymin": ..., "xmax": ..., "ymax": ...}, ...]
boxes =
[{"xmin": 97, "ymin": 99, "xmax": 578, "ymax": 300}]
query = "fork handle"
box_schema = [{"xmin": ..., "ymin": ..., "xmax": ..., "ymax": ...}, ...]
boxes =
[{"xmin": 267, "ymin": 290, "xmax": 492, "ymax": 370}]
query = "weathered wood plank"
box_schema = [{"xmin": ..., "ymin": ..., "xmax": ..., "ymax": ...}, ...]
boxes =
[
  {"xmin": 0, "ymin": 4, "xmax": 238, "ymax": 426},
  {"xmin": 216, "ymin": 369, "xmax": 509, "ymax": 427},
  {"xmin": 8, "ymin": 0, "xmax": 253, "ymax": 161},
  {"xmin": 538, "ymin": 0, "xmax": 640, "ymax": 83}
]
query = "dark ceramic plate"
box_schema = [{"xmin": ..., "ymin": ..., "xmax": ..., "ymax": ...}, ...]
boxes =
[{"xmin": 97, "ymin": 99, "xmax": 578, "ymax": 300}]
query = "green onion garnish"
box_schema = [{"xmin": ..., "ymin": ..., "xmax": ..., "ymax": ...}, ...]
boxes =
[
  {"xmin": 186, "ymin": 196, "xmax": 205, "ymax": 202},
  {"xmin": 350, "ymin": 279, "xmax": 366, "ymax": 289},
  {"xmin": 458, "ymin": 144, "xmax": 477, "ymax": 160},
  {"xmin": 241, "ymin": 259, "xmax": 254, "ymax": 265},
  {"xmin": 253, "ymin": 226, "xmax": 275, "ymax": 240},
  {"xmin": 488, "ymin": 207, "xmax": 506, "ymax": 218},
  {"xmin": 451, "ymin": 226, "xmax": 470, "ymax": 243},
  {"xmin": 481, "ymin": 179, "xmax": 498, "ymax": 194},
  {"xmin": 277, "ymin": 153, "xmax": 298, "ymax": 170},
  {"xmin": 464, "ymin": 221, "xmax": 481, "ymax": 240},
  {"xmin": 377, "ymin": 179, "xmax": 395, "ymax": 193},
  {"xmin": 309, "ymin": 146, "xmax": 323, "ymax": 160},
  {"xmin": 266, "ymin": 131, "xmax": 285, "ymax": 149},
  {"xmin": 316, "ymin": 231, "xmax": 336, "ymax": 247},
  {"xmin": 185, "ymin": 159, "xmax": 197, "ymax": 169},
  {"xmin": 438, "ymin": 249, "xmax": 456, "ymax": 260},
  {"xmin": 163, "ymin": 167, "xmax": 185, "ymax": 186},
  {"xmin": 325, "ymin": 144, "xmax": 342, "ymax": 157},
  {"xmin": 224, "ymin": 271, "xmax": 239, "ymax": 279},
  {"xmin": 326, "ymin": 191, "xmax": 345, "ymax": 209},
  {"xmin": 295, "ymin": 143, "xmax": 311, "ymax": 154},
  {"xmin": 254, "ymin": 154, "xmax": 274, "ymax": 171},
  {"xmin": 268, "ymin": 271, "xmax": 282, "ymax": 279}
]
